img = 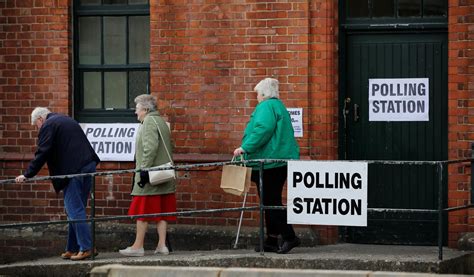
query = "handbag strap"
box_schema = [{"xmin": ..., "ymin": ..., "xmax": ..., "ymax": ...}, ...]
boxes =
[{"xmin": 150, "ymin": 116, "xmax": 173, "ymax": 164}]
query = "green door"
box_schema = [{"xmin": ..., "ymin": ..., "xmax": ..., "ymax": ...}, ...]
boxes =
[{"xmin": 341, "ymin": 32, "xmax": 448, "ymax": 245}]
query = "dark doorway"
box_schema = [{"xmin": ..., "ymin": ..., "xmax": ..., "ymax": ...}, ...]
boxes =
[{"xmin": 339, "ymin": 1, "xmax": 448, "ymax": 245}]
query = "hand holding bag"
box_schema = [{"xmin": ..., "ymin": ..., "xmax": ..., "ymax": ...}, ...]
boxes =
[
  {"xmin": 220, "ymin": 156, "xmax": 251, "ymax": 196},
  {"xmin": 148, "ymin": 117, "xmax": 176, "ymax": 186}
]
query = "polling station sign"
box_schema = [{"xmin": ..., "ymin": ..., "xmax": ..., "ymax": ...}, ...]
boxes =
[
  {"xmin": 369, "ymin": 78, "xmax": 429, "ymax": 121},
  {"xmin": 287, "ymin": 161, "xmax": 367, "ymax": 226},
  {"xmin": 80, "ymin": 123, "xmax": 139, "ymax": 161}
]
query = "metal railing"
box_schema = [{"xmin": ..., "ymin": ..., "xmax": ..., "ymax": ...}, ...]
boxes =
[{"xmin": 0, "ymin": 158, "xmax": 472, "ymax": 261}]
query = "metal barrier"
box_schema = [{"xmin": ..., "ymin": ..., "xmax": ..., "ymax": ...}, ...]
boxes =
[{"xmin": 0, "ymin": 158, "xmax": 472, "ymax": 261}]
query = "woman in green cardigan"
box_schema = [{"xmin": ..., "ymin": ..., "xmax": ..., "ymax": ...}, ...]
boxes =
[
  {"xmin": 119, "ymin": 94, "xmax": 176, "ymax": 257},
  {"xmin": 233, "ymin": 78, "xmax": 300, "ymax": 254}
]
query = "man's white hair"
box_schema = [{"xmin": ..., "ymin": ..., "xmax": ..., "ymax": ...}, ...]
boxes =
[
  {"xmin": 31, "ymin": 107, "xmax": 51, "ymax": 125},
  {"xmin": 254, "ymin": 78, "xmax": 279, "ymax": 100}
]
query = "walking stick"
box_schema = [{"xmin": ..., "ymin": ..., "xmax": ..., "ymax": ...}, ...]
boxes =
[{"xmin": 233, "ymin": 191, "xmax": 248, "ymax": 249}]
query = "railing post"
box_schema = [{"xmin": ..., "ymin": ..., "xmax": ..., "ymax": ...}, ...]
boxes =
[
  {"xmin": 91, "ymin": 175, "xmax": 96, "ymax": 261},
  {"xmin": 437, "ymin": 162, "xmax": 443, "ymax": 260},
  {"xmin": 259, "ymin": 161, "xmax": 265, "ymax": 255}
]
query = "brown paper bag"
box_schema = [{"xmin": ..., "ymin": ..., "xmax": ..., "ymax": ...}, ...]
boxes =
[{"xmin": 220, "ymin": 164, "xmax": 251, "ymax": 196}]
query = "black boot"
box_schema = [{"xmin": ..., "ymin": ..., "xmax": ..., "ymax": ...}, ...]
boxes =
[
  {"xmin": 277, "ymin": 237, "xmax": 300, "ymax": 254},
  {"xmin": 254, "ymin": 236, "xmax": 279, "ymax": 253}
]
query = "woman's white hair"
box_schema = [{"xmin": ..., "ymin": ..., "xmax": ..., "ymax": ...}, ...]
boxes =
[
  {"xmin": 31, "ymin": 107, "xmax": 51, "ymax": 125},
  {"xmin": 134, "ymin": 94, "xmax": 157, "ymax": 112},
  {"xmin": 254, "ymin": 78, "xmax": 279, "ymax": 99}
]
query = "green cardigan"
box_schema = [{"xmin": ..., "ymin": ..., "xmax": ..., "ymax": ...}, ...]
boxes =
[
  {"xmin": 132, "ymin": 111, "xmax": 176, "ymax": 196},
  {"xmin": 241, "ymin": 98, "xmax": 300, "ymax": 170}
]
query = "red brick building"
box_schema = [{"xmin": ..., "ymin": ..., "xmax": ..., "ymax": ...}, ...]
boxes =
[{"xmin": 0, "ymin": 0, "xmax": 472, "ymax": 248}]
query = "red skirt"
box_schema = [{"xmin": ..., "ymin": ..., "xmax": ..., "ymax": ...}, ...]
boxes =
[{"xmin": 128, "ymin": 193, "xmax": 177, "ymax": 222}]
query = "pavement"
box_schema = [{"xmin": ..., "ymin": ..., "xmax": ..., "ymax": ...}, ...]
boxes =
[{"xmin": 0, "ymin": 244, "xmax": 473, "ymax": 277}]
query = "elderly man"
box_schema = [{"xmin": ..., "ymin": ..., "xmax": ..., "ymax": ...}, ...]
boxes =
[{"xmin": 15, "ymin": 107, "xmax": 100, "ymax": 261}]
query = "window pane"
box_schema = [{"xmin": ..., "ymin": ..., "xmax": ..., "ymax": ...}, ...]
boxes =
[
  {"xmin": 104, "ymin": 72, "xmax": 127, "ymax": 109},
  {"xmin": 398, "ymin": 0, "xmax": 421, "ymax": 17},
  {"xmin": 83, "ymin": 72, "xmax": 102, "ymax": 109},
  {"xmin": 347, "ymin": 0, "xmax": 369, "ymax": 18},
  {"xmin": 104, "ymin": 0, "xmax": 127, "ymax": 4},
  {"xmin": 129, "ymin": 0, "xmax": 148, "ymax": 4},
  {"xmin": 104, "ymin": 17, "xmax": 126, "ymax": 65},
  {"xmin": 79, "ymin": 17, "xmax": 101, "ymax": 65},
  {"xmin": 129, "ymin": 71, "xmax": 148, "ymax": 108},
  {"xmin": 424, "ymin": 0, "xmax": 447, "ymax": 17},
  {"xmin": 129, "ymin": 16, "xmax": 150, "ymax": 64},
  {"xmin": 80, "ymin": 0, "xmax": 101, "ymax": 5},
  {"xmin": 373, "ymin": 0, "xmax": 395, "ymax": 17}
]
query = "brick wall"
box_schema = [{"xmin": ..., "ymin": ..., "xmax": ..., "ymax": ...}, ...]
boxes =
[
  {"xmin": 0, "ymin": 0, "xmax": 472, "ymax": 250},
  {"xmin": 150, "ymin": 1, "xmax": 312, "ymax": 156},
  {"xmin": 0, "ymin": 0, "xmax": 333, "ymax": 234},
  {"xmin": 0, "ymin": 0, "xmax": 70, "ymax": 154},
  {"xmin": 0, "ymin": 0, "xmax": 72, "ymax": 223},
  {"xmin": 148, "ymin": 0, "xmax": 333, "ymax": 230},
  {"xmin": 447, "ymin": 0, "xmax": 474, "ymax": 247},
  {"xmin": 307, "ymin": 0, "xmax": 339, "ymax": 244}
]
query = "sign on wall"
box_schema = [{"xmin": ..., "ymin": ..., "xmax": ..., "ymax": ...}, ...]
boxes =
[
  {"xmin": 80, "ymin": 123, "xmax": 139, "ymax": 161},
  {"xmin": 287, "ymin": 161, "xmax": 368, "ymax": 226},
  {"xmin": 287, "ymin": 108, "xmax": 303, "ymax": 137},
  {"xmin": 369, "ymin": 78, "xmax": 429, "ymax": 121}
]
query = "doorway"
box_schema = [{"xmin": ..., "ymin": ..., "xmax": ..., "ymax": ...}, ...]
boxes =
[{"xmin": 339, "ymin": 1, "xmax": 448, "ymax": 245}]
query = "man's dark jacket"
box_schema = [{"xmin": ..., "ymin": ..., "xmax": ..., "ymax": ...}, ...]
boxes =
[{"xmin": 24, "ymin": 113, "xmax": 100, "ymax": 192}]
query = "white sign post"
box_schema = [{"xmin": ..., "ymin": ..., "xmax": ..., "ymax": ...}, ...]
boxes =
[
  {"xmin": 80, "ymin": 123, "xmax": 139, "ymax": 161},
  {"xmin": 287, "ymin": 161, "xmax": 368, "ymax": 226},
  {"xmin": 369, "ymin": 78, "xmax": 429, "ymax": 121}
]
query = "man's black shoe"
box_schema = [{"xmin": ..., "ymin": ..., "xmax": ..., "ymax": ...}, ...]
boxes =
[
  {"xmin": 277, "ymin": 237, "xmax": 300, "ymax": 254},
  {"xmin": 254, "ymin": 243, "xmax": 279, "ymax": 253}
]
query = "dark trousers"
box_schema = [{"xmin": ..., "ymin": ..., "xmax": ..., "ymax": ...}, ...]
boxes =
[{"xmin": 251, "ymin": 165, "xmax": 296, "ymax": 241}]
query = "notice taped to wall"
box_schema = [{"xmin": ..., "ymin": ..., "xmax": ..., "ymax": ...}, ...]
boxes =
[
  {"xmin": 80, "ymin": 123, "xmax": 139, "ymax": 161},
  {"xmin": 287, "ymin": 161, "xmax": 368, "ymax": 226},
  {"xmin": 287, "ymin": 108, "xmax": 303, "ymax": 137},
  {"xmin": 369, "ymin": 78, "xmax": 429, "ymax": 122}
]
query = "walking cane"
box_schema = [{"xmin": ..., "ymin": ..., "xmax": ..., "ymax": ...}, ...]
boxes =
[{"xmin": 233, "ymin": 191, "xmax": 248, "ymax": 249}]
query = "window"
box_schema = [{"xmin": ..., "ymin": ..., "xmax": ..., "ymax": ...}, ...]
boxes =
[
  {"xmin": 346, "ymin": 0, "xmax": 447, "ymax": 19},
  {"xmin": 347, "ymin": 0, "xmax": 371, "ymax": 18},
  {"xmin": 74, "ymin": 0, "xmax": 150, "ymax": 122}
]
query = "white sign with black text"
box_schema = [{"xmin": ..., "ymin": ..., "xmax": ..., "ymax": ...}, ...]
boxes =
[
  {"xmin": 80, "ymin": 123, "xmax": 139, "ymax": 161},
  {"xmin": 287, "ymin": 108, "xmax": 303, "ymax": 138},
  {"xmin": 369, "ymin": 78, "xmax": 429, "ymax": 121},
  {"xmin": 287, "ymin": 161, "xmax": 368, "ymax": 226}
]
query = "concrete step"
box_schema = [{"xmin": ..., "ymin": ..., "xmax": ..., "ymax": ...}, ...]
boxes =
[
  {"xmin": 0, "ymin": 223, "xmax": 317, "ymax": 264},
  {"xmin": 91, "ymin": 265, "xmax": 474, "ymax": 277},
  {"xmin": 0, "ymin": 244, "xmax": 472, "ymax": 276}
]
